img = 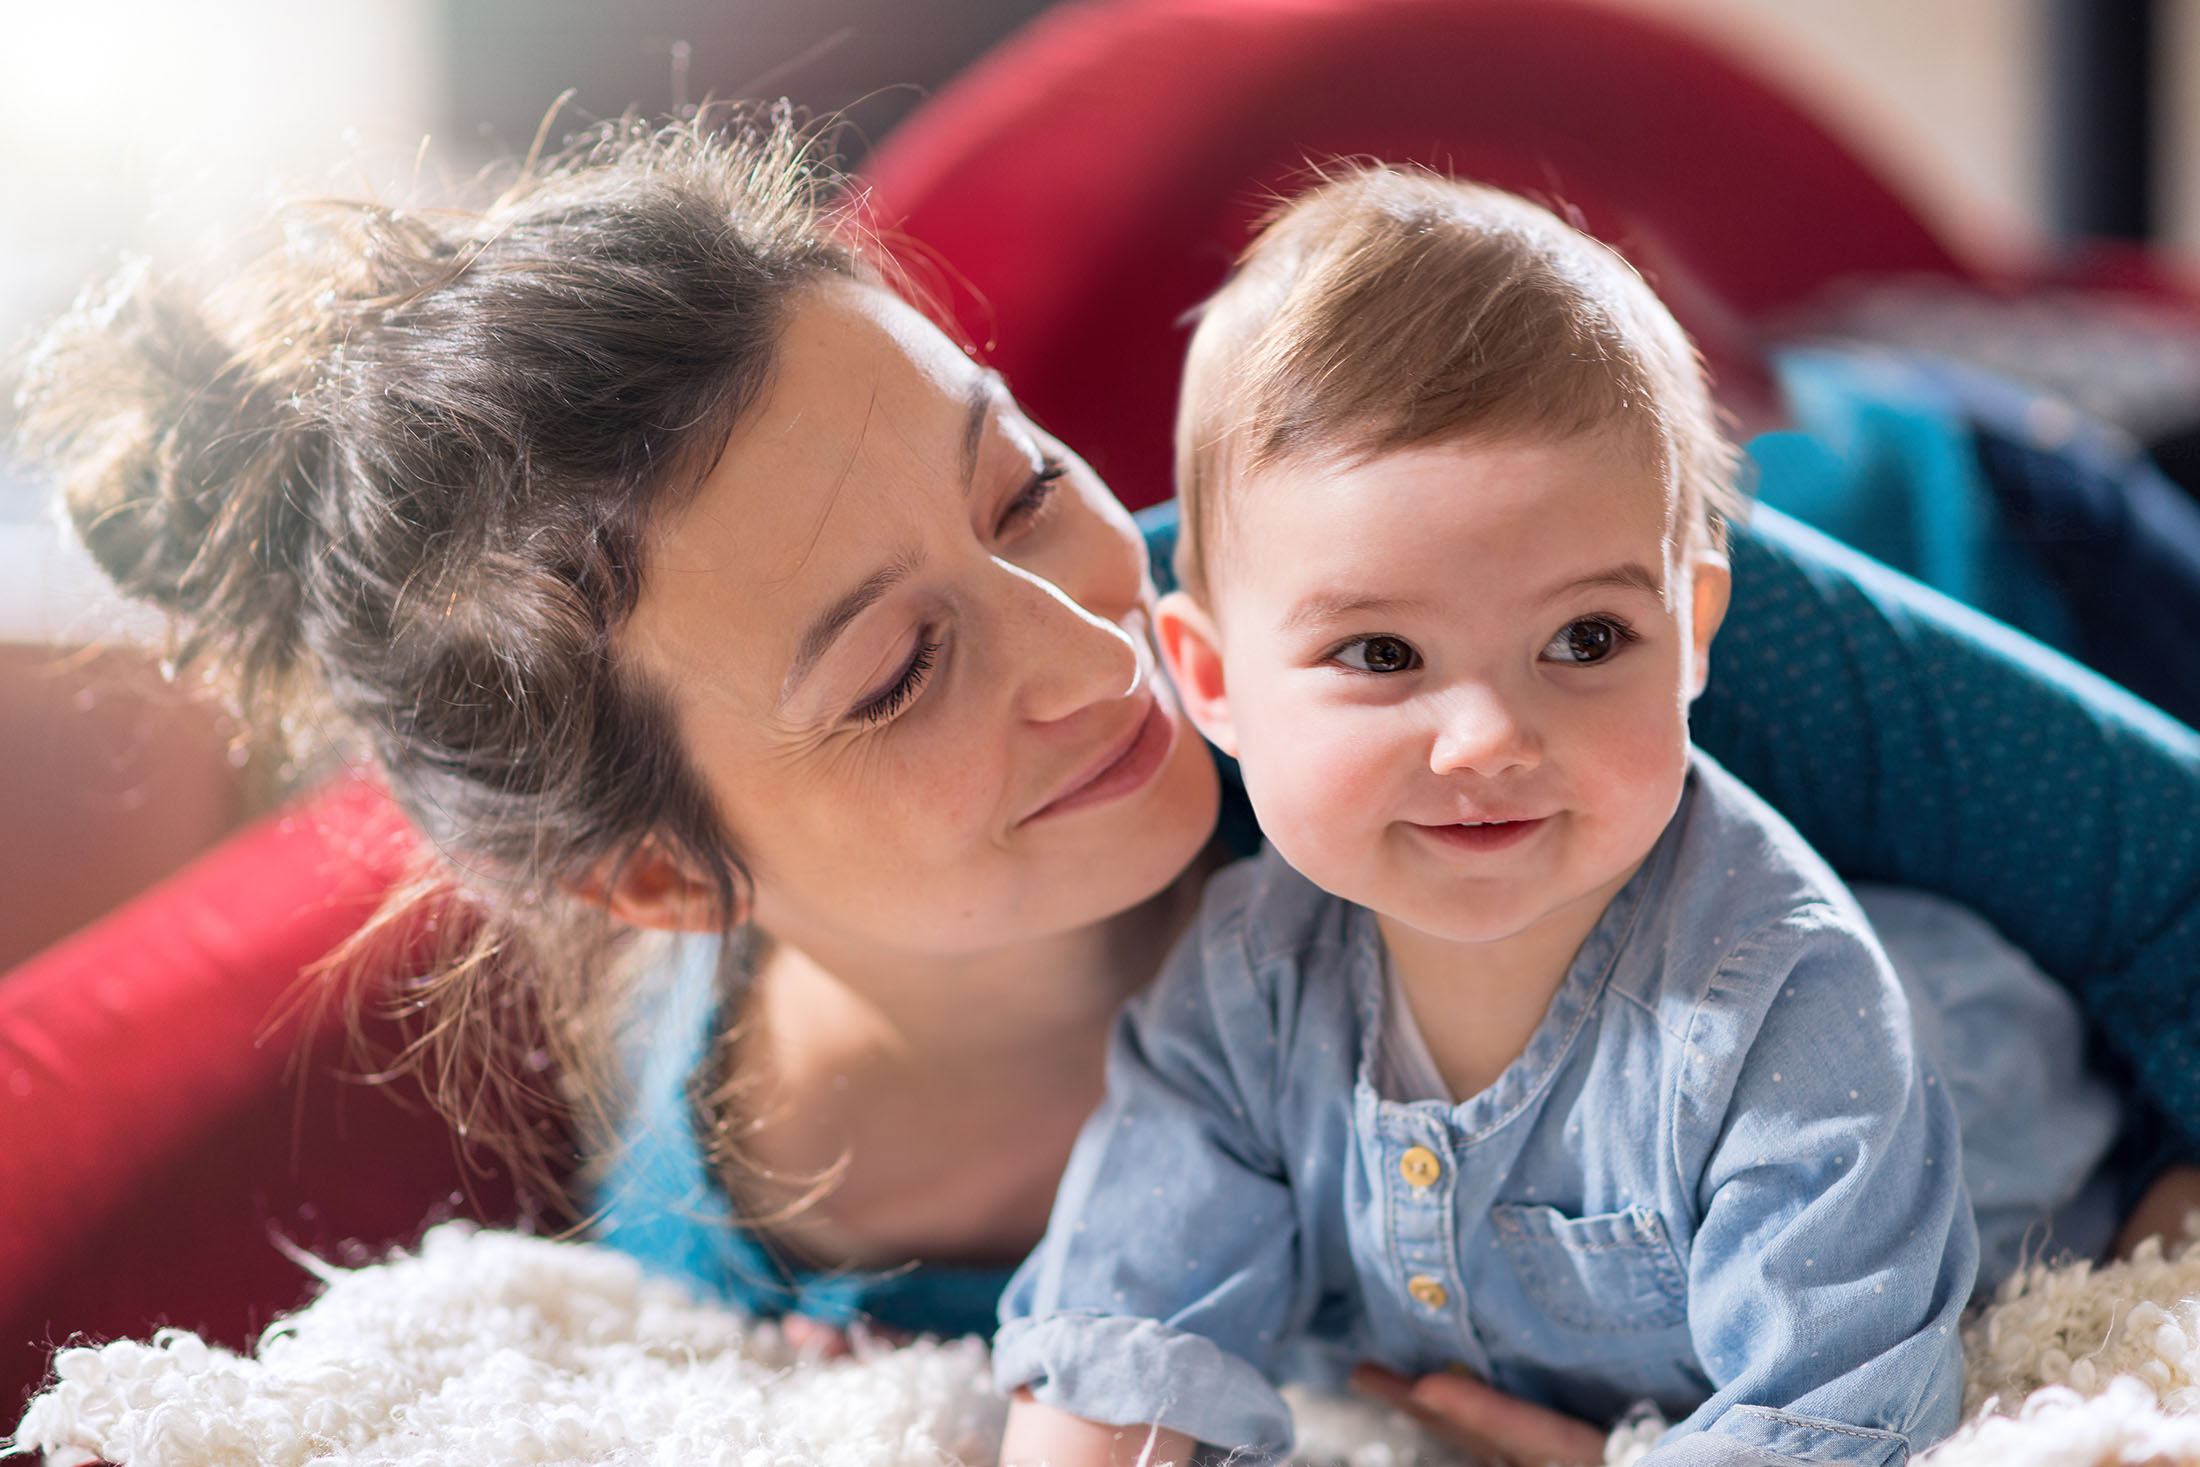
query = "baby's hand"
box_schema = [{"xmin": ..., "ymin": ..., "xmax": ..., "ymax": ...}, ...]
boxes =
[
  {"xmin": 777, "ymin": 1313, "xmax": 918, "ymax": 1360},
  {"xmin": 779, "ymin": 1314, "xmax": 851, "ymax": 1359},
  {"xmin": 1350, "ymin": 1363, "xmax": 1605, "ymax": 1467}
]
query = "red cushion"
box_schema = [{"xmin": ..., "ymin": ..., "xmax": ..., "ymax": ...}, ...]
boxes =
[
  {"xmin": 0, "ymin": 777, "xmax": 519, "ymax": 1415},
  {"xmin": 864, "ymin": 0, "xmax": 1983, "ymax": 511},
  {"xmin": 1, "ymin": 777, "xmax": 407, "ymax": 1287}
]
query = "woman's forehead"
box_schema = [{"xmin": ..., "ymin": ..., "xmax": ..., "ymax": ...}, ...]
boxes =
[
  {"xmin": 672, "ymin": 284, "xmax": 976, "ymax": 541},
  {"xmin": 625, "ymin": 282, "xmax": 982, "ymax": 704},
  {"xmin": 772, "ymin": 279, "xmax": 981, "ymax": 428}
]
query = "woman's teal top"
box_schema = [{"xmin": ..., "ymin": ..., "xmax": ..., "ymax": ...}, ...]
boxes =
[{"xmin": 594, "ymin": 500, "xmax": 2200, "ymax": 1338}]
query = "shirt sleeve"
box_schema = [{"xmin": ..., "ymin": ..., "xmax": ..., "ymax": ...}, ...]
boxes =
[
  {"xmin": 1649, "ymin": 905, "xmax": 1974, "ymax": 1467},
  {"xmin": 993, "ymin": 905, "xmax": 1313, "ymax": 1459},
  {"xmin": 1696, "ymin": 505, "xmax": 2200, "ymax": 1152}
]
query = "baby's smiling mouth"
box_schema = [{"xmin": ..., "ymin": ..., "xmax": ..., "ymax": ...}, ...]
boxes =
[{"xmin": 1411, "ymin": 816, "xmax": 1549, "ymax": 853}]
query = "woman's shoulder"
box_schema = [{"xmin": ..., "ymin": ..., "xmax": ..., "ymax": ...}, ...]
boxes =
[
  {"xmin": 585, "ymin": 932, "xmax": 770, "ymax": 1303},
  {"xmin": 588, "ymin": 930, "xmax": 1021, "ymax": 1336}
]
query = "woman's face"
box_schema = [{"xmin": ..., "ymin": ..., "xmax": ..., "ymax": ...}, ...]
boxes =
[{"xmin": 624, "ymin": 279, "xmax": 1220, "ymax": 963}]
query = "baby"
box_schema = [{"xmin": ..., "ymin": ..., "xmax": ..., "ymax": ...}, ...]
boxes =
[{"xmin": 994, "ymin": 169, "xmax": 2120, "ymax": 1465}]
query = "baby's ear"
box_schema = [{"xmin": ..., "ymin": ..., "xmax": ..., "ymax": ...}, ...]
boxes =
[
  {"xmin": 1686, "ymin": 550, "xmax": 1732, "ymax": 701},
  {"xmin": 1154, "ymin": 590, "xmax": 1240, "ymax": 757},
  {"xmin": 568, "ymin": 838, "xmax": 743, "ymax": 933}
]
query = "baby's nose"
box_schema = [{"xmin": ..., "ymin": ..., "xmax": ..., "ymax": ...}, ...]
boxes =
[{"xmin": 1428, "ymin": 686, "xmax": 1541, "ymax": 776}]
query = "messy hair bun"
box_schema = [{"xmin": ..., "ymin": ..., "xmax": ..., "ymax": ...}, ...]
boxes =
[
  {"xmin": 15, "ymin": 109, "xmax": 867, "ymax": 1199},
  {"xmin": 24, "ymin": 260, "xmax": 316, "ymax": 683}
]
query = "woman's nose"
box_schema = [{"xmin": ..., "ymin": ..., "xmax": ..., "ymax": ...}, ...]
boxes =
[
  {"xmin": 992, "ymin": 556, "xmax": 1145, "ymax": 724},
  {"xmin": 1428, "ymin": 683, "xmax": 1541, "ymax": 777}
]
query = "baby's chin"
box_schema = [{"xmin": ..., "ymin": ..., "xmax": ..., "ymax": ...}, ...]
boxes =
[
  {"xmin": 1365, "ymin": 857, "xmax": 1655, "ymax": 952},
  {"xmin": 1365, "ymin": 898, "xmax": 1563, "ymax": 950}
]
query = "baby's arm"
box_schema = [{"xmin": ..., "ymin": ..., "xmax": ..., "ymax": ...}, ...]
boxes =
[
  {"xmin": 994, "ymin": 887, "xmax": 1315, "ymax": 1465},
  {"xmin": 1000, "ymin": 1393, "xmax": 1196, "ymax": 1467},
  {"xmin": 1651, "ymin": 908, "xmax": 1973, "ymax": 1465}
]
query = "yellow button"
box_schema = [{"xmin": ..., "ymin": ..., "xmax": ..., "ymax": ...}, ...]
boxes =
[
  {"xmin": 1399, "ymin": 1146, "xmax": 1442, "ymax": 1188},
  {"xmin": 1408, "ymin": 1275, "xmax": 1450, "ymax": 1310}
]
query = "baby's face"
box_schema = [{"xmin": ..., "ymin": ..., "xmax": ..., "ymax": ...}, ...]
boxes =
[{"xmin": 1159, "ymin": 427, "xmax": 1729, "ymax": 950}]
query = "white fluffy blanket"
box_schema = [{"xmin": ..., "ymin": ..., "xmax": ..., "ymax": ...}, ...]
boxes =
[{"xmin": 15, "ymin": 1225, "xmax": 2200, "ymax": 1467}]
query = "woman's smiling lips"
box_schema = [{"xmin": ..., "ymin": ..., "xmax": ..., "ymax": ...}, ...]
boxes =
[{"xmin": 1023, "ymin": 695, "xmax": 1177, "ymax": 824}]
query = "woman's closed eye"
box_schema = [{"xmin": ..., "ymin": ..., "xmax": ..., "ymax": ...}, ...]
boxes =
[
  {"xmin": 1540, "ymin": 615, "xmax": 1637, "ymax": 666},
  {"xmin": 843, "ymin": 457, "xmax": 1060, "ymax": 728},
  {"xmin": 1331, "ymin": 634, "xmax": 1421, "ymax": 674},
  {"xmin": 853, "ymin": 636, "xmax": 942, "ymax": 725}
]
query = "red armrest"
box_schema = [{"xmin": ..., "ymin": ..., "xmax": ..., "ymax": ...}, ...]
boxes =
[{"xmin": 0, "ymin": 776, "xmax": 516, "ymax": 1417}]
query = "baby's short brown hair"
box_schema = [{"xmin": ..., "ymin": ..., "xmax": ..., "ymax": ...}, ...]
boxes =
[{"xmin": 1173, "ymin": 166, "xmax": 1741, "ymax": 603}]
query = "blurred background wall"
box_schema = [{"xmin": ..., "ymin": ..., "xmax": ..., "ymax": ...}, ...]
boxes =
[
  {"xmin": 8, "ymin": 0, "xmax": 2194, "ymax": 409},
  {"xmin": 0, "ymin": 0, "xmax": 2189, "ymax": 967}
]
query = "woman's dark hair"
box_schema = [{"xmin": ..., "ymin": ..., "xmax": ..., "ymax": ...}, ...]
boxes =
[{"xmin": 14, "ymin": 109, "xmax": 868, "ymax": 1202}]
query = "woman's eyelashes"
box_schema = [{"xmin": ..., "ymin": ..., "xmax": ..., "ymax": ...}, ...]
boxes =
[
  {"xmin": 997, "ymin": 457, "xmax": 1067, "ymax": 535},
  {"xmin": 853, "ymin": 637, "xmax": 942, "ymax": 725}
]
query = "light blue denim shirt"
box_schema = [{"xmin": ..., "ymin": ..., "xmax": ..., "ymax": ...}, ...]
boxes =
[{"xmin": 998, "ymin": 751, "xmax": 2058, "ymax": 1467}]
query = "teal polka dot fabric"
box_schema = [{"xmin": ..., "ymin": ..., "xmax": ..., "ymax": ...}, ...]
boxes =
[{"xmin": 1694, "ymin": 509, "xmax": 2200, "ymax": 1145}]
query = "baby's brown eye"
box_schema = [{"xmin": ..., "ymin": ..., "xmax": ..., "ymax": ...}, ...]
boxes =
[
  {"xmin": 1336, "ymin": 635, "xmax": 1419, "ymax": 674},
  {"xmin": 1541, "ymin": 617, "xmax": 1633, "ymax": 665}
]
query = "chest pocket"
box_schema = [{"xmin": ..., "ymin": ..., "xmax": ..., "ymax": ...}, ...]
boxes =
[{"xmin": 1490, "ymin": 1203, "xmax": 1689, "ymax": 1335}]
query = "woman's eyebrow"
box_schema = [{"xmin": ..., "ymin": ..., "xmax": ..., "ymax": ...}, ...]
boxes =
[
  {"xmin": 1280, "ymin": 592, "xmax": 1429, "ymax": 635},
  {"xmin": 782, "ymin": 374, "xmax": 1006, "ymax": 705},
  {"xmin": 782, "ymin": 548, "xmax": 922, "ymax": 703},
  {"xmin": 961, "ymin": 370, "xmax": 1009, "ymax": 488}
]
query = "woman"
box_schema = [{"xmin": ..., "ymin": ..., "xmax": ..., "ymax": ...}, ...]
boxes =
[{"xmin": 20, "ymin": 116, "xmax": 2200, "ymax": 1466}]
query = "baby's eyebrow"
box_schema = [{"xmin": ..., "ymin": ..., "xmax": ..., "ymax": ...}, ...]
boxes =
[
  {"xmin": 1279, "ymin": 592, "xmax": 1430, "ymax": 635},
  {"xmin": 1541, "ymin": 562, "xmax": 1665, "ymax": 603}
]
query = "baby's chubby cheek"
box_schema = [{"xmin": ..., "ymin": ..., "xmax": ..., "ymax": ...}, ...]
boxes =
[{"xmin": 1230, "ymin": 710, "xmax": 1398, "ymax": 898}]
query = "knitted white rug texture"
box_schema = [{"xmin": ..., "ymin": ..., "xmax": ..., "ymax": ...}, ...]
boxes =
[{"xmin": 14, "ymin": 1224, "xmax": 2200, "ymax": 1467}]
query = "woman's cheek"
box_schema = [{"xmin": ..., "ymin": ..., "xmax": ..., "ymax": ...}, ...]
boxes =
[
  {"xmin": 902, "ymin": 708, "xmax": 1008, "ymax": 833},
  {"xmin": 815, "ymin": 710, "xmax": 992, "ymax": 870}
]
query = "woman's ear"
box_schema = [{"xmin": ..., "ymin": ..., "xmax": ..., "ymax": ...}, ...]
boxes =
[
  {"xmin": 1155, "ymin": 589, "xmax": 1239, "ymax": 756},
  {"xmin": 1686, "ymin": 550, "xmax": 1732, "ymax": 700},
  {"xmin": 569, "ymin": 839, "xmax": 742, "ymax": 932}
]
